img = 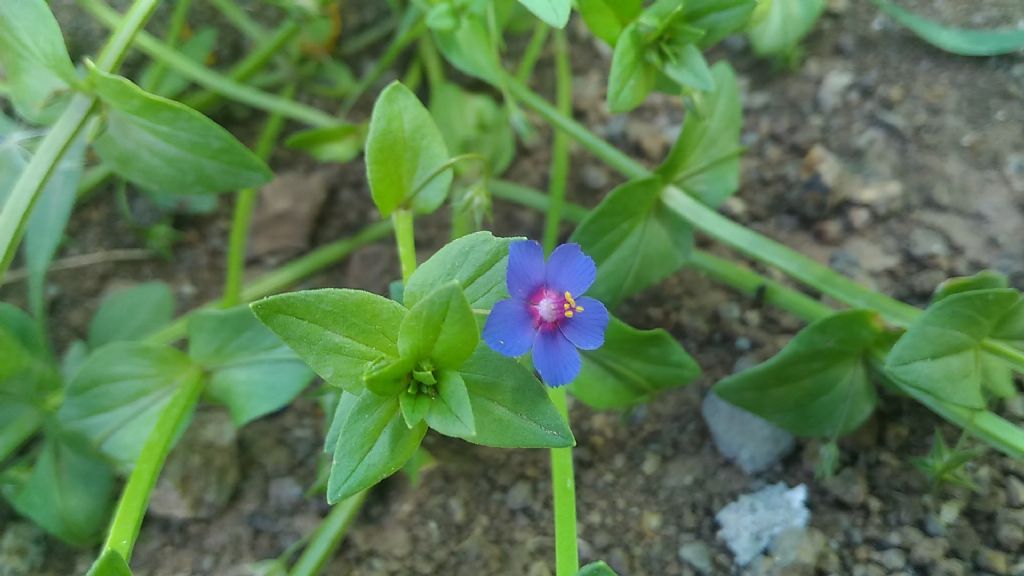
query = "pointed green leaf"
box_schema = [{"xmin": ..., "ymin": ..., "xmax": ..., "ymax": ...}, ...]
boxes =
[
  {"xmin": 607, "ymin": 26, "xmax": 657, "ymax": 113},
  {"xmin": 88, "ymin": 281, "xmax": 175, "ymax": 349},
  {"xmin": 189, "ymin": 306, "xmax": 315, "ymax": 427},
  {"xmin": 933, "ymin": 270, "xmax": 1009, "ymax": 302},
  {"xmin": 251, "ymin": 289, "xmax": 407, "ymax": 394},
  {"xmin": 58, "ymin": 343, "xmax": 201, "ymax": 465},
  {"xmin": 657, "ymin": 62, "xmax": 742, "ymax": 207},
  {"xmin": 399, "ymin": 388, "xmax": 431, "ymax": 427},
  {"xmin": 89, "ymin": 65, "xmax": 272, "ymax": 195},
  {"xmin": 398, "ymin": 282, "xmax": 479, "ymax": 369},
  {"xmin": 365, "ymin": 82, "xmax": 452, "ymax": 216},
  {"xmin": 285, "ymin": 123, "xmax": 366, "ymax": 164},
  {"xmin": 656, "ymin": 43, "xmax": 714, "ymax": 92},
  {"xmin": 2, "ymin": 434, "xmax": 115, "ymax": 547},
  {"xmin": 685, "ymin": 0, "xmax": 758, "ymax": 48},
  {"xmin": 404, "ymin": 232, "xmax": 518, "ymax": 310},
  {"xmin": 870, "ymin": 0, "xmax": 1024, "ymax": 56},
  {"xmin": 516, "ymin": 0, "xmax": 572, "ymax": 28},
  {"xmin": 715, "ymin": 310, "xmax": 883, "ymax": 438},
  {"xmin": 0, "ymin": 0, "xmax": 77, "ymax": 123},
  {"xmin": 573, "ymin": 317, "xmax": 701, "ymax": 410},
  {"xmin": 433, "ymin": 12, "xmax": 503, "ymax": 82},
  {"xmin": 418, "ymin": 370, "xmax": 475, "ymax": 437},
  {"xmin": 327, "ymin": 391, "xmax": 426, "ymax": 503},
  {"xmin": 577, "ymin": 0, "xmax": 642, "ymax": 45},
  {"xmin": 748, "ymin": 0, "xmax": 825, "ymax": 56},
  {"xmin": 458, "ymin": 347, "xmax": 574, "ymax": 448},
  {"xmin": 570, "ymin": 177, "xmax": 692, "ymax": 307}
]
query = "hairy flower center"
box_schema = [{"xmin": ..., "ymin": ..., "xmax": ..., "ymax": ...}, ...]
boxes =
[{"xmin": 530, "ymin": 288, "xmax": 584, "ymax": 327}]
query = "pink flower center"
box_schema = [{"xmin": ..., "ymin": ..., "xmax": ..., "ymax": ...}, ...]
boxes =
[{"xmin": 528, "ymin": 287, "xmax": 584, "ymax": 330}]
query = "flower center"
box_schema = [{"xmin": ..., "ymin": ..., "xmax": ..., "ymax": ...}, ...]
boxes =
[{"xmin": 529, "ymin": 288, "xmax": 584, "ymax": 328}]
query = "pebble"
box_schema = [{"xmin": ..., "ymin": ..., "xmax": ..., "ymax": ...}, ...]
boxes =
[
  {"xmin": 995, "ymin": 521, "xmax": 1023, "ymax": 552},
  {"xmin": 505, "ymin": 481, "xmax": 533, "ymax": 511},
  {"xmin": 818, "ymin": 69, "xmax": 855, "ymax": 113},
  {"xmin": 769, "ymin": 527, "xmax": 826, "ymax": 575},
  {"xmin": 823, "ymin": 467, "xmax": 869, "ymax": 507},
  {"xmin": 875, "ymin": 548, "xmax": 907, "ymax": 571},
  {"xmin": 909, "ymin": 537, "xmax": 949, "ymax": 567},
  {"xmin": 908, "ymin": 228, "xmax": 950, "ymax": 261},
  {"xmin": 976, "ymin": 548, "xmax": 1009, "ymax": 575},
  {"xmin": 1006, "ymin": 476, "xmax": 1024, "ymax": 507},
  {"xmin": 641, "ymin": 452, "xmax": 661, "ymax": 476},
  {"xmin": 716, "ymin": 483, "xmax": 810, "ymax": 566},
  {"xmin": 0, "ymin": 522, "xmax": 45, "ymax": 576},
  {"xmin": 701, "ymin": 392, "xmax": 795, "ymax": 475},
  {"xmin": 678, "ymin": 541, "xmax": 713, "ymax": 575}
]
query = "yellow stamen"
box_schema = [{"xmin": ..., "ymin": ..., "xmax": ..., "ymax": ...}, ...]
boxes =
[{"xmin": 562, "ymin": 291, "xmax": 584, "ymax": 318}]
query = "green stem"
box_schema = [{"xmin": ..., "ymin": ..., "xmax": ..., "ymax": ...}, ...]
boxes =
[
  {"xmin": 543, "ymin": 30, "xmax": 571, "ymax": 254},
  {"xmin": 143, "ymin": 0, "xmax": 193, "ymax": 92},
  {"xmin": 340, "ymin": 16, "xmax": 398, "ymax": 56},
  {"xmin": 223, "ymin": 84, "xmax": 294, "ymax": 308},
  {"xmin": 548, "ymin": 388, "xmax": 578, "ymax": 576},
  {"xmin": 418, "ymin": 35, "xmax": 446, "ymax": 92},
  {"xmin": 0, "ymin": 0, "xmax": 161, "ymax": 280},
  {"xmin": 147, "ymin": 220, "xmax": 393, "ymax": 345},
  {"xmin": 516, "ymin": 21, "xmax": 550, "ymax": 84},
  {"xmin": 287, "ymin": 491, "xmax": 369, "ymax": 576},
  {"xmin": 102, "ymin": 368, "xmax": 204, "ymax": 561},
  {"xmin": 79, "ymin": 0, "xmax": 336, "ymax": 127},
  {"xmin": 392, "ymin": 210, "xmax": 417, "ymax": 284},
  {"xmin": 340, "ymin": 13, "xmax": 427, "ymax": 116},
  {"xmin": 208, "ymin": 0, "xmax": 267, "ymax": 42}
]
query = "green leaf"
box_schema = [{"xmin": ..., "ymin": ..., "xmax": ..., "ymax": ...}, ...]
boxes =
[
  {"xmin": 251, "ymin": 289, "xmax": 406, "ymax": 393},
  {"xmin": 933, "ymin": 270, "xmax": 1009, "ymax": 302},
  {"xmin": 327, "ymin": 391, "xmax": 426, "ymax": 504},
  {"xmin": 364, "ymin": 81, "xmax": 452, "ymax": 216},
  {"xmin": 58, "ymin": 342, "xmax": 201, "ymax": 465},
  {"xmin": 88, "ymin": 281, "xmax": 175, "ymax": 349},
  {"xmin": 715, "ymin": 310, "xmax": 883, "ymax": 438},
  {"xmin": 364, "ymin": 355, "xmax": 415, "ymax": 397},
  {"xmin": 2, "ymin": 434, "xmax": 115, "ymax": 547},
  {"xmin": 405, "ymin": 232, "xmax": 518, "ymax": 310},
  {"xmin": 0, "ymin": 0, "xmax": 77, "ymax": 124},
  {"xmin": 607, "ymin": 26, "xmax": 657, "ymax": 113},
  {"xmin": 578, "ymin": 561, "xmax": 619, "ymax": 576},
  {"xmin": 516, "ymin": 0, "xmax": 572, "ymax": 28},
  {"xmin": 285, "ymin": 123, "xmax": 367, "ymax": 164},
  {"xmin": 139, "ymin": 27, "xmax": 218, "ymax": 97},
  {"xmin": 657, "ymin": 62, "xmax": 742, "ymax": 207},
  {"xmin": 188, "ymin": 306, "xmax": 315, "ymax": 427},
  {"xmin": 886, "ymin": 289, "xmax": 1024, "ymax": 409},
  {"xmin": 458, "ymin": 347, "xmax": 574, "ymax": 448},
  {"xmin": 1, "ymin": 305, "xmax": 59, "ymax": 432},
  {"xmin": 89, "ymin": 65, "xmax": 272, "ymax": 195},
  {"xmin": 577, "ymin": 0, "xmax": 642, "ymax": 45},
  {"xmin": 748, "ymin": 0, "xmax": 825, "ymax": 56},
  {"xmin": 401, "ymin": 370, "xmax": 476, "ymax": 437},
  {"xmin": 87, "ymin": 550, "xmax": 134, "ymax": 576},
  {"xmin": 572, "ymin": 317, "xmax": 701, "ymax": 410},
  {"xmin": 570, "ymin": 177, "xmax": 693, "ymax": 307},
  {"xmin": 430, "ymin": 82, "xmax": 515, "ymax": 177},
  {"xmin": 433, "ymin": 14, "xmax": 502, "ymax": 83},
  {"xmin": 398, "ymin": 282, "xmax": 478, "ymax": 370},
  {"xmin": 685, "ymin": 0, "xmax": 758, "ymax": 48},
  {"xmin": 870, "ymin": 0, "xmax": 1024, "ymax": 56},
  {"xmin": 655, "ymin": 43, "xmax": 714, "ymax": 92}
]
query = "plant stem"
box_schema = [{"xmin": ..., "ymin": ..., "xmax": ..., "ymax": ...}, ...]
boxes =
[
  {"xmin": 392, "ymin": 210, "xmax": 417, "ymax": 284},
  {"xmin": 287, "ymin": 491, "xmax": 369, "ymax": 576},
  {"xmin": 515, "ymin": 21, "xmax": 550, "ymax": 84},
  {"xmin": 418, "ymin": 35, "xmax": 445, "ymax": 92},
  {"xmin": 222, "ymin": 83, "xmax": 293, "ymax": 308},
  {"xmin": 79, "ymin": 0, "xmax": 336, "ymax": 127},
  {"xmin": 0, "ymin": 0, "xmax": 161, "ymax": 280},
  {"xmin": 208, "ymin": 0, "xmax": 267, "ymax": 42},
  {"xmin": 143, "ymin": 0, "xmax": 193, "ymax": 92},
  {"xmin": 543, "ymin": 30, "xmax": 571, "ymax": 253},
  {"xmin": 340, "ymin": 16, "xmax": 398, "ymax": 56},
  {"xmin": 340, "ymin": 13, "xmax": 427, "ymax": 116},
  {"xmin": 147, "ymin": 220, "xmax": 393, "ymax": 345},
  {"xmin": 102, "ymin": 367, "xmax": 204, "ymax": 561},
  {"xmin": 548, "ymin": 388, "xmax": 578, "ymax": 576}
]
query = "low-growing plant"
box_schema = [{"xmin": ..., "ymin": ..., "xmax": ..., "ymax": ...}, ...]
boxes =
[{"xmin": 1, "ymin": 0, "xmax": 1022, "ymax": 574}]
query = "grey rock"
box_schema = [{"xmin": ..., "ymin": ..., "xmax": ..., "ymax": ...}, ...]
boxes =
[
  {"xmin": 716, "ymin": 483, "xmax": 810, "ymax": 566},
  {"xmin": 818, "ymin": 69, "xmax": 855, "ymax": 113},
  {"xmin": 1006, "ymin": 475, "xmax": 1024, "ymax": 508},
  {"xmin": 769, "ymin": 527, "xmax": 826, "ymax": 575},
  {"xmin": 702, "ymin": 393, "xmax": 795, "ymax": 475},
  {"xmin": 149, "ymin": 409, "xmax": 240, "ymax": 519},
  {"xmin": 876, "ymin": 548, "xmax": 907, "ymax": 571},
  {"xmin": 0, "ymin": 522, "xmax": 45, "ymax": 576},
  {"xmin": 505, "ymin": 480, "xmax": 533, "ymax": 511},
  {"xmin": 823, "ymin": 467, "xmax": 869, "ymax": 507},
  {"xmin": 976, "ymin": 548, "xmax": 1009, "ymax": 575},
  {"xmin": 934, "ymin": 558, "xmax": 968, "ymax": 576},
  {"xmin": 678, "ymin": 541, "xmax": 713, "ymax": 575},
  {"xmin": 908, "ymin": 228, "xmax": 950, "ymax": 261},
  {"xmin": 909, "ymin": 537, "xmax": 949, "ymax": 567},
  {"xmin": 996, "ymin": 521, "xmax": 1024, "ymax": 552}
]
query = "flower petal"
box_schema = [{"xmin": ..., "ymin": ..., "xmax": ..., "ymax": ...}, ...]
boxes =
[
  {"xmin": 560, "ymin": 297, "xmax": 609, "ymax": 351},
  {"xmin": 507, "ymin": 239, "xmax": 546, "ymax": 300},
  {"xmin": 532, "ymin": 330, "xmax": 582, "ymax": 387},
  {"xmin": 482, "ymin": 299, "xmax": 535, "ymax": 357},
  {"xmin": 545, "ymin": 243, "xmax": 597, "ymax": 296}
]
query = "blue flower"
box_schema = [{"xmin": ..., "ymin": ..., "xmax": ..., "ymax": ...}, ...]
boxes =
[{"xmin": 483, "ymin": 240, "xmax": 609, "ymax": 387}]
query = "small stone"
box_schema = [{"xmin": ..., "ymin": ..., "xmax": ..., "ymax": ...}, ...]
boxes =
[
  {"xmin": 1006, "ymin": 396, "xmax": 1024, "ymax": 419},
  {"xmin": 716, "ymin": 483, "xmax": 810, "ymax": 566},
  {"xmin": 581, "ymin": 164, "xmax": 609, "ymax": 190},
  {"xmin": 0, "ymin": 522, "xmax": 45, "ymax": 576},
  {"xmin": 823, "ymin": 467, "xmax": 869, "ymax": 507},
  {"xmin": 1006, "ymin": 476, "xmax": 1024, "ymax": 508},
  {"xmin": 642, "ymin": 510, "xmax": 663, "ymax": 532},
  {"xmin": 505, "ymin": 480, "xmax": 533, "ymax": 511},
  {"xmin": 267, "ymin": 476, "xmax": 304, "ymax": 509},
  {"xmin": 641, "ymin": 452, "xmax": 661, "ymax": 476},
  {"xmin": 702, "ymin": 392, "xmax": 795, "ymax": 475},
  {"xmin": 976, "ymin": 548, "xmax": 1009, "ymax": 575},
  {"xmin": 934, "ymin": 559, "xmax": 967, "ymax": 576},
  {"xmin": 678, "ymin": 541, "xmax": 713, "ymax": 575},
  {"xmin": 995, "ymin": 511, "xmax": 1024, "ymax": 552},
  {"xmin": 149, "ymin": 409, "xmax": 240, "ymax": 519},
  {"xmin": 818, "ymin": 69, "xmax": 855, "ymax": 113},
  {"xmin": 847, "ymin": 206, "xmax": 871, "ymax": 230},
  {"xmin": 814, "ymin": 219, "xmax": 845, "ymax": 244},
  {"xmin": 909, "ymin": 537, "xmax": 949, "ymax": 567},
  {"xmin": 798, "ymin": 145, "xmax": 849, "ymax": 219},
  {"xmin": 769, "ymin": 527, "xmax": 826, "ymax": 576},
  {"xmin": 908, "ymin": 228, "xmax": 950, "ymax": 261},
  {"xmin": 876, "ymin": 548, "xmax": 907, "ymax": 571},
  {"xmin": 851, "ymin": 563, "xmax": 885, "ymax": 576},
  {"xmin": 847, "ymin": 180, "xmax": 904, "ymax": 214}
]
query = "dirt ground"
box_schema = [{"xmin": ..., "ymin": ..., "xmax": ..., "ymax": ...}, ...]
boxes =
[{"xmin": 4, "ymin": 1, "xmax": 1024, "ymax": 575}]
